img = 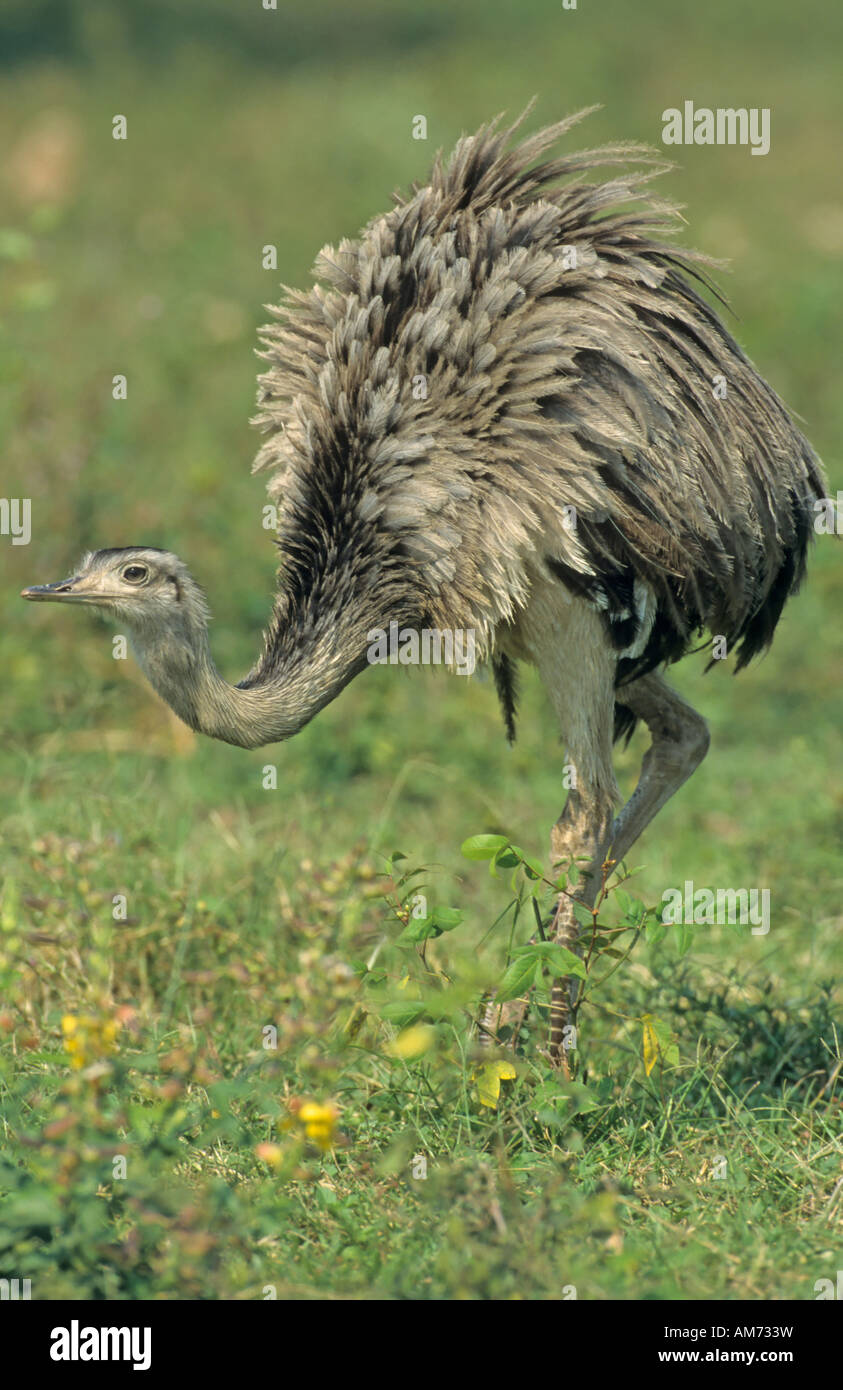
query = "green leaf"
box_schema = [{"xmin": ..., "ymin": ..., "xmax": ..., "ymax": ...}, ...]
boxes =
[
  {"xmin": 563, "ymin": 1081, "xmax": 599, "ymax": 1114},
  {"xmin": 642, "ymin": 1015, "xmax": 659, "ymax": 1076},
  {"xmin": 650, "ymin": 1015, "xmax": 679, "ymax": 1067},
  {"xmin": 645, "ymin": 918, "xmax": 667, "ymax": 947},
  {"xmin": 622, "ymin": 894, "xmax": 647, "ymax": 923},
  {"xmin": 461, "ymin": 834, "xmax": 510, "ymax": 860},
  {"xmin": 395, "ymin": 916, "xmax": 439, "ymax": 944},
  {"xmin": 379, "ymin": 1001, "xmax": 428, "ymax": 1028},
  {"xmin": 509, "ymin": 939, "xmax": 587, "ymax": 984},
  {"xmin": 674, "ymin": 920, "xmax": 695, "ymax": 956},
  {"xmin": 543, "ymin": 945, "xmax": 587, "ymax": 980},
  {"xmin": 511, "ymin": 940, "xmax": 586, "ymax": 978},
  {"xmin": 393, "ymin": 867, "xmax": 427, "ymax": 889},
  {"xmin": 431, "ymin": 906, "xmax": 463, "ymax": 931},
  {"xmin": 2, "ymin": 1194, "xmax": 63, "ymax": 1230},
  {"xmin": 474, "ymin": 1060, "xmax": 517, "ymax": 1109},
  {"xmin": 641, "ymin": 1013, "xmax": 679, "ymax": 1075},
  {"xmin": 496, "ymin": 955, "xmax": 538, "ymax": 1002},
  {"xmin": 396, "ymin": 905, "xmax": 463, "ymax": 943},
  {"xmin": 534, "ymin": 1079, "xmax": 598, "ymax": 1116},
  {"xmin": 572, "ymin": 901, "xmax": 594, "ymax": 929},
  {"xmin": 521, "ymin": 855, "xmax": 544, "ymax": 881}
]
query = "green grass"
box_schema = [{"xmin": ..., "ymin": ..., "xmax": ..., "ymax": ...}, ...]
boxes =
[{"xmin": 1, "ymin": 0, "xmax": 841, "ymax": 1300}]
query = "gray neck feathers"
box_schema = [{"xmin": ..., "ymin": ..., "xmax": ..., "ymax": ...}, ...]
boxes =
[{"xmin": 128, "ymin": 605, "xmax": 372, "ymax": 749}]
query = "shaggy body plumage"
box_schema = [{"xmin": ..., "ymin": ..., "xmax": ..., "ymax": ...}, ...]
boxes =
[
  {"xmin": 252, "ymin": 107, "xmax": 822, "ymax": 700},
  {"xmin": 23, "ymin": 108, "xmax": 825, "ymax": 1065}
]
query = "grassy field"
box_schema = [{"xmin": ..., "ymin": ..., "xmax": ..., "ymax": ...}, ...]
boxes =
[{"xmin": 1, "ymin": 0, "xmax": 841, "ymax": 1300}]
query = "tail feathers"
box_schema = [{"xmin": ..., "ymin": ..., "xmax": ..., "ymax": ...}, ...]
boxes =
[
  {"xmin": 492, "ymin": 653, "xmax": 519, "ymax": 744},
  {"xmin": 613, "ymin": 700, "xmax": 638, "ymax": 747}
]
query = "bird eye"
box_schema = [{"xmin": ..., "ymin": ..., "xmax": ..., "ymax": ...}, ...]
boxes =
[{"xmin": 121, "ymin": 564, "xmax": 149, "ymax": 584}]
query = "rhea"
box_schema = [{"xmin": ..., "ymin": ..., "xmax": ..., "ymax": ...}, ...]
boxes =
[{"xmin": 22, "ymin": 109, "xmax": 825, "ymax": 1064}]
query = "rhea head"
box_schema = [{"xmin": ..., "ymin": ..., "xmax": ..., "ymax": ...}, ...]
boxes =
[
  {"xmin": 20, "ymin": 546, "xmax": 368, "ymax": 749},
  {"xmin": 20, "ymin": 546, "xmax": 248, "ymax": 740},
  {"xmin": 21, "ymin": 547, "xmax": 209, "ymax": 635}
]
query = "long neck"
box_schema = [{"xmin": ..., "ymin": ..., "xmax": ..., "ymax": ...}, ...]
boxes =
[{"xmin": 130, "ymin": 602, "xmax": 379, "ymax": 749}]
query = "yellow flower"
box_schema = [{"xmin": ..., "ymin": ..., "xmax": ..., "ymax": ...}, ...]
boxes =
[
  {"xmin": 61, "ymin": 1012, "xmax": 120, "ymax": 1070},
  {"xmin": 294, "ymin": 1100, "xmax": 338, "ymax": 1152},
  {"xmin": 387, "ymin": 1024, "xmax": 435, "ymax": 1060},
  {"xmin": 473, "ymin": 1060, "xmax": 517, "ymax": 1109}
]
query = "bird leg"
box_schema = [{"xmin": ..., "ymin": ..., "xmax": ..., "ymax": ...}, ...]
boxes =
[
  {"xmin": 546, "ymin": 674, "xmax": 709, "ymax": 1070},
  {"xmin": 547, "ymin": 786, "xmax": 615, "ymax": 1070},
  {"xmin": 545, "ymin": 672, "xmax": 709, "ymax": 1066},
  {"xmin": 609, "ymin": 674, "xmax": 710, "ymax": 867},
  {"xmin": 481, "ymin": 589, "xmax": 710, "ymax": 1066},
  {"xmin": 482, "ymin": 595, "xmax": 622, "ymax": 1060}
]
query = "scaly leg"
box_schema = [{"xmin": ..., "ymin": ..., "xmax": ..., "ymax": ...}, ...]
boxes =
[
  {"xmin": 547, "ymin": 672, "xmax": 710, "ymax": 1065},
  {"xmin": 480, "ymin": 582, "xmax": 710, "ymax": 1066},
  {"xmin": 609, "ymin": 673, "xmax": 710, "ymax": 866},
  {"xmin": 547, "ymin": 785, "xmax": 616, "ymax": 1068}
]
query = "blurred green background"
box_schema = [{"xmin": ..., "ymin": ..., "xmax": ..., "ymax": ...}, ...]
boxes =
[{"xmin": 0, "ymin": 0, "xmax": 841, "ymax": 1300}]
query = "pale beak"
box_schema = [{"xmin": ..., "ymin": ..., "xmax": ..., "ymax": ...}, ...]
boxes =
[{"xmin": 21, "ymin": 575, "xmax": 94, "ymax": 604}]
